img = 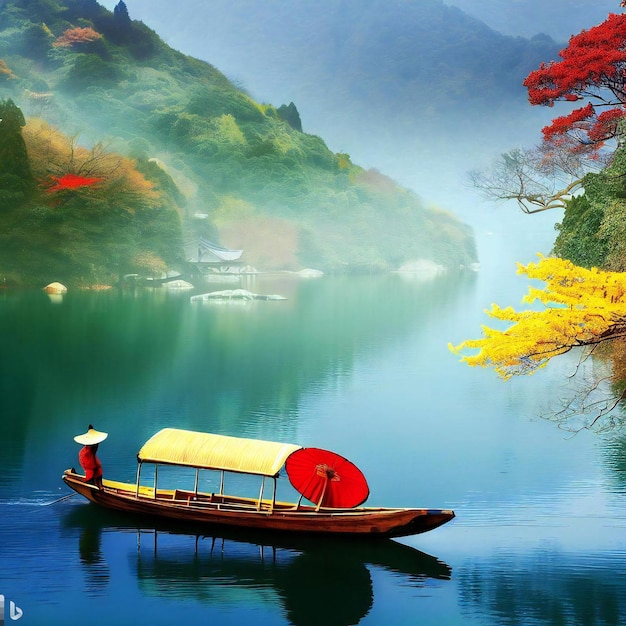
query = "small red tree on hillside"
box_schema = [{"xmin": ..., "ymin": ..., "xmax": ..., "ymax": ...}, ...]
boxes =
[
  {"xmin": 524, "ymin": 12, "xmax": 626, "ymax": 158},
  {"xmin": 44, "ymin": 173, "xmax": 104, "ymax": 193},
  {"xmin": 53, "ymin": 27, "xmax": 102, "ymax": 48}
]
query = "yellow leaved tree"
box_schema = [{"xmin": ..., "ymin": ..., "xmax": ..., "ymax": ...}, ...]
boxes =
[{"xmin": 450, "ymin": 255, "xmax": 626, "ymax": 429}]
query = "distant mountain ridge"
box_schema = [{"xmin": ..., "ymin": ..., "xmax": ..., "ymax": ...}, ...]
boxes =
[
  {"xmin": 101, "ymin": 0, "xmax": 561, "ymax": 116},
  {"xmin": 449, "ymin": 0, "xmax": 617, "ymax": 40}
]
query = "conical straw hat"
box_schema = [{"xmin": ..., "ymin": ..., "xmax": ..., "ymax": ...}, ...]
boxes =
[{"xmin": 74, "ymin": 427, "xmax": 108, "ymax": 445}]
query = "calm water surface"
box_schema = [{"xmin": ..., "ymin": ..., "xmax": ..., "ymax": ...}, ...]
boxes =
[{"xmin": 1, "ymin": 220, "xmax": 626, "ymax": 625}]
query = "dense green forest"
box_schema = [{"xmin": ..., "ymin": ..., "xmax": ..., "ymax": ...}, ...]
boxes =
[
  {"xmin": 553, "ymin": 144, "xmax": 626, "ymax": 272},
  {"xmin": 0, "ymin": 0, "xmax": 476, "ymax": 287}
]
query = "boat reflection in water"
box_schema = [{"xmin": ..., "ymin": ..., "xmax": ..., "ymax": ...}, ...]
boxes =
[{"xmin": 63, "ymin": 505, "xmax": 451, "ymax": 626}]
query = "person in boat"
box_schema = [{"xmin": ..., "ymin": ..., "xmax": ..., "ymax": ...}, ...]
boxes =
[{"xmin": 74, "ymin": 424, "xmax": 108, "ymax": 489}]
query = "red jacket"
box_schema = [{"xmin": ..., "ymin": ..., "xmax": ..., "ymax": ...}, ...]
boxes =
[{"xmin": 79, "ymin": 446, "xmax": 102, "ymax": 481}]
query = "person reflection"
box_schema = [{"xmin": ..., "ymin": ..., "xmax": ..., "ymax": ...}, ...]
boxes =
[{"xmin": 78, "ymin": 525, "xmax": 110, "ymax": 595}]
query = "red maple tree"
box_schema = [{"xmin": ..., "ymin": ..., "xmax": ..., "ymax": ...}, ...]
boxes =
[
  {"xmin": 524, "ymin": 12, "xmax": 626, "ymax": 157},
  {"xmin": 45, "ymin": 173, "xmax": 104, "ymax": 192}
]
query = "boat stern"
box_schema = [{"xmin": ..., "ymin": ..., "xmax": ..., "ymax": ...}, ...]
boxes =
[{"xmin": 62, "ymin": 469, "xmax": 101, "ymax": 503}]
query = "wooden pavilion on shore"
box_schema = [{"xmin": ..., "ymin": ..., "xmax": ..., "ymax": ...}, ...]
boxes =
[{"xmin": 184, "ymin": 237, "xmax": 245, "ymax": 276}]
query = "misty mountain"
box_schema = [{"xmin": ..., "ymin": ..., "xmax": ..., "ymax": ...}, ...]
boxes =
[
  {"xmin": 98, "ymin": 0, "xmax": 564, "ymax": 214},
  {"xmin": 103, "ymin": 0, "xmax": 560, "ymax": 107},
  {"xmin": 0, "ymin": 0, "xmax": 477, "ymax": 282}
]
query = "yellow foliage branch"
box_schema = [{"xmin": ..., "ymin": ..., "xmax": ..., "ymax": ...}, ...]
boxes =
[{"xmin": 449, "ymin": 255, "xmax": 626, "ymax": 379}]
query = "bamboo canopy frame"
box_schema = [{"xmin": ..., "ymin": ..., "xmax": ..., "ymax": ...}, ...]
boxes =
[{"xmin": 134, "ymin": 428, "xmax": 302, "ymax": 508}]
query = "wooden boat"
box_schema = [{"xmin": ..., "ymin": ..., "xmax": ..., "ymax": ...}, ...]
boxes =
[{"xmin": 62, "ymin": 428, "xmax": 454, "ymax": 538}]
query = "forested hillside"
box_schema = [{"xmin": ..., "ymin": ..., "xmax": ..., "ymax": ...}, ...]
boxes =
[
  {"xmin": 0, "ymin": 97, "xmax": 183, "ymax": 285},
  {"xmin": 105, "ymin": 0, "xmax": 564, "ymax": 211},
  {"xmin": 0, "ymin": 0, "xmax": 476, "ymax": 286}
]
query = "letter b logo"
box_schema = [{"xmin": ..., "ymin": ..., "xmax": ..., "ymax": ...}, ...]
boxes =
[{"xmin": 10, "ymin": 601, "xmax": 22, "ymax": 621}]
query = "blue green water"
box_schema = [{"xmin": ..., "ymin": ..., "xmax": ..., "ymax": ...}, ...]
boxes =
[{"xmin": 1, "ymin": 226, "xmax": 626, "ymax": 625}]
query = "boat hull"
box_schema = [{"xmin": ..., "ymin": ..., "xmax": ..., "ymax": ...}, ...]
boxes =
[{"xmin": 62, "ymin": 471, "xmax": 454, "ymax": 539}]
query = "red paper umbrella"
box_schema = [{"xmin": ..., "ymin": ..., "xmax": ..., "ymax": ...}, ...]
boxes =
[{"xmin": 285, "ymin": 447, "xmax": 370, "ymax": 509}]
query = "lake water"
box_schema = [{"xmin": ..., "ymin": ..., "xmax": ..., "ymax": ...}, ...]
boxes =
[{"xmin": 1, "ymin": 215, "xmax": 626, "ymax": 625}]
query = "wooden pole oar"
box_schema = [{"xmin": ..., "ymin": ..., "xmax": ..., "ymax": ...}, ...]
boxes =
[{"xmin": 40, "ymin": 492, "xmax": 78, "ymax": 506}]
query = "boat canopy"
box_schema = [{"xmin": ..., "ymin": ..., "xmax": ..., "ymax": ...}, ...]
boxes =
[{"xmin": 137, "ymin": 428, "xmax": 302, "ymax": 477}]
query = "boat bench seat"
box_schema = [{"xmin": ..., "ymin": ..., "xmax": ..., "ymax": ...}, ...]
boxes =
[
  {"xmin": 172, "ymin": 489, "xmax": 215, "ymax": 504},
  {"xmin": 173, "ymin": 489, "xmax": 195, "ymax": 503}
]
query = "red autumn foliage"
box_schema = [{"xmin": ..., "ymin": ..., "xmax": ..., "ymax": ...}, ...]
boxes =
[
  {"xmin": 541, "ymin": 103, "xmax": 595, "ymax": 140},
  {"xmin": 53, "ymin": 27, "xmax": 102, "ymax": 48},
  {"xmin": 524, "ymin": 13, "xmax": 626, "ymax": 155},
  {"xmin": 589, "ymin": 108, "xmax": 626, "ymax": 142},
  {"xmin": 45, "ymin": 173, "xmax": 104, "ymax": 192}
]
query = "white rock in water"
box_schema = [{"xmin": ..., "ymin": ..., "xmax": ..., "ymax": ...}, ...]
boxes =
[
  {"xmin": 165, "ymin": 279, "xmax": 194, "ymax": 290},
  {"xmin": 190, "ymin": 288, "xmax": 286, "ymax": 302},
  {"xmin": 43, "ymin": 282, "xmax": 67, "ymax": 294},
  {"xmin": 396, "ymin": 260, "xmax": 446, "ymax": 275},
  {"xmin": 297, "ymin": 268, "xmax": 324, "ymax": 278}
]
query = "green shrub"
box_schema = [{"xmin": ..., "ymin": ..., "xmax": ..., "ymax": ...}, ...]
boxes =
[{"xmin": 64, "ymin": 53, "xmax": 119, "ymax": 90}]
